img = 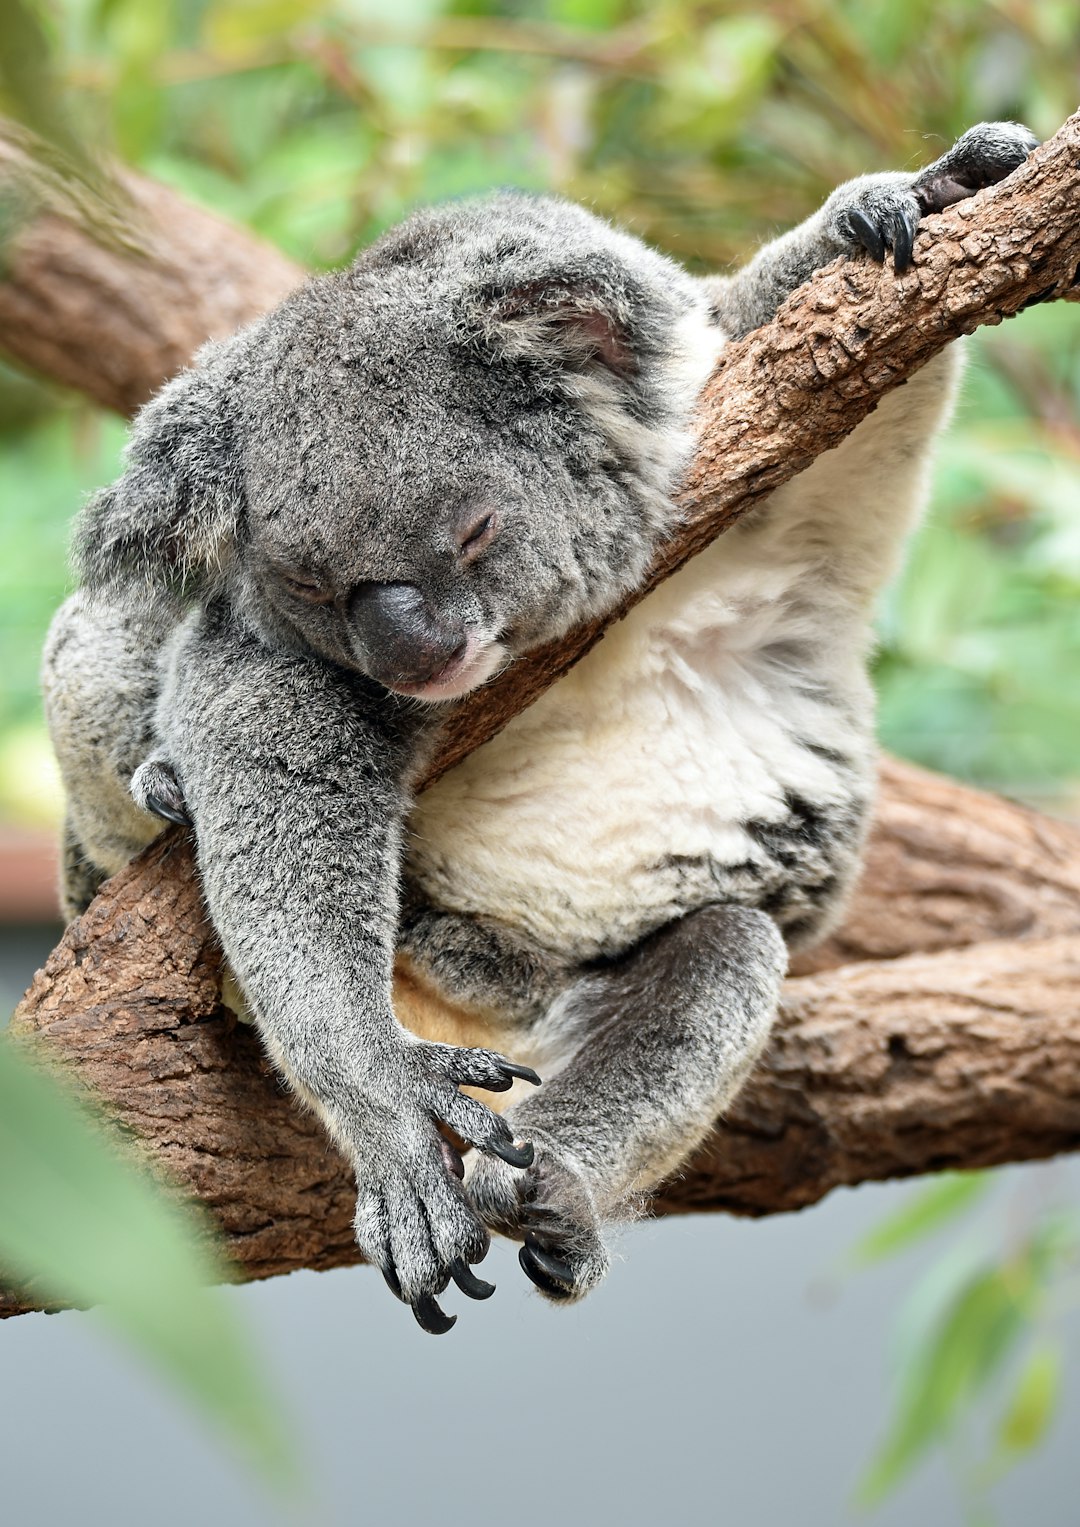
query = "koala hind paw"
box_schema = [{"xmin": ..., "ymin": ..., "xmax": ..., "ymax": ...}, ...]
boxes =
[
  {"xmin": 915, "ymin": 120, "xmax": 1039, "ymax": 214},
  {"xmin": 469, "ymin": 1133, "xmax": 612, "ymax": 1304}
]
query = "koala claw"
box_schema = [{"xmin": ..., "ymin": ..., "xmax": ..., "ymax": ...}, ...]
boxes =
[
  {"xmin": 131, "ymin": 759, "xmax": 192, "ymax": 827},
  {"xmin": 489, "ymin": 1137, "xmax": 536, "ymax": 1169},
  {"xmin": 499, "ymin": 1061, "xmax": 543, "ymax": 1088},
  {"xmin": 839, "ymin": 194, "xmax": 920, "ymax": 274},
  {"xmin": 519, "ymin": 1236, "xmax": 576, "ymax": 1300},
  {"xmin": 450, "ymin": 1257, "xmax": 496, "ymax": 1300},
  {"xmin": 145, "ymin": 792, "xmax": 192, "ymax": 828},
  {"xmin": 846, "ymin": 208, "xmax": 885, "ymax": 263},
  {"xmin": 413, "ymin": 1293, "xmax": 457, "ymax": 1336}
]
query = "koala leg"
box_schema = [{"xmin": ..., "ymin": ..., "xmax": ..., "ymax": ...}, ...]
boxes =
[
  {"xmin": 42, "ymin": 592, "xmax": 173, "ymax": 918},
  {"xmin": 468, "ymin": 904, "xmax": 787, "ymax": 1303},
  {"xmin": 706, "ymin": 119, "xmax": 1038, "ymax": 338}
]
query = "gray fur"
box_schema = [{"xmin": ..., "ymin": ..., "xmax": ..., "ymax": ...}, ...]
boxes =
[{"xmin": 43, "ymin": 124, "xmax": 1036, "ymax": 1329}]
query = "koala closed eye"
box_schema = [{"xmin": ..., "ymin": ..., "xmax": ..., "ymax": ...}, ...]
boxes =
[
  {"xmin": 457, "ymin": 511, "xmax": 498, "ymax": 562},
  {"xmin": 278, "ymin": 570, "xmax": 335, "ymax": 604}
]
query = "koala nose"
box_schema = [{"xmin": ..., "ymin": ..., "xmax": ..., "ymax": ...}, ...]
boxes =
[{"xmin": 348, "ymin": 582, "xmax": 467, "ymax": 687}]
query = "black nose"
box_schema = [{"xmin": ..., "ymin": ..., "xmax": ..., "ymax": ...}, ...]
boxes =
[{"xmin": 348, "ymin": 582, "xmax": 466, "ymax": 687}]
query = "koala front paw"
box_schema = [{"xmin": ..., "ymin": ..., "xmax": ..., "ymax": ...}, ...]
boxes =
[
  {"xmin": 469, "ymin": 1130, "xmax": 611, "ymax": 1305},
  {"xmin": 354, "ymin": 1039, "xmax": 540, "ymax": 1334},
  {"xmin": 827, "ymin": 120, "xmax": 1038, "ymax": 275},
  {"xmin": 130, "ymin": 757, "xmax": 192, "ymax": 827}
]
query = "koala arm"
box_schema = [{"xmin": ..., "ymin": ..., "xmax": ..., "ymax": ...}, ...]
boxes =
[{"xmin": 155, "ymin": 603, "xmax": 538, "ymax": 1332}]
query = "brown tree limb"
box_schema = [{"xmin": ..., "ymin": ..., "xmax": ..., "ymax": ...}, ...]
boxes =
[
  {"xmin": 0, "ymin": 135, "xmax": 302, "ymax": 415},
  {"xmin": 4, "ymin": 115, "xmax": 1080, "ymax": 1314},
  {"xmin": 5, "ymin": 759, "xmax": 1080, "ymax": 1318},
  {"xmin": 5, "ymin": 761, "xmax": 1080, "ymax": 1317}
]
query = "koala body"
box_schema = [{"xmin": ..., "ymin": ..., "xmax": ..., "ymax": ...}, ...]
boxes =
[{"xmin": 44, "ymin": 123, "xmax": 1036, "ymax": 1332}]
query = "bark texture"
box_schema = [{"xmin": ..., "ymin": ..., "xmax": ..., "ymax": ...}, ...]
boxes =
[{"xmin": 3, "ymin": 113, "xmax": 1080, "ymax": 1316}]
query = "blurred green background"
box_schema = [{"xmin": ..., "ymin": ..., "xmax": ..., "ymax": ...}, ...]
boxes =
[{"xmin": 1, "ymin": 1, "xmax": 1078, "ymax": 1518}]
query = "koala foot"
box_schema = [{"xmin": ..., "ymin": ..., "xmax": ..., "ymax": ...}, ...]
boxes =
[
  {"xmin": 130, "ymin": 758, "xmax": 192, "ymax": 827},
  {"xmin": 469, "ymin": 1131, "xmax": 612, "ymax": 1303},
  {"xmin": 829, "ymin": 120, "xmax": 1037, "ymax": 274}
]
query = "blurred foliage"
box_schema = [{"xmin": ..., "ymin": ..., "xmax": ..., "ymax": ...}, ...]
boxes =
[
  {"xmin": 0, "ymin": 0, "xmax": 1077, "ymax": 1510},
  {"xmin": 851, "ymin": 1169, "xmax": 1080, "ymax": 1519},
  {"xmin": 0, "ymin": 1034, "xmax": 302, "ymax": 1492}
]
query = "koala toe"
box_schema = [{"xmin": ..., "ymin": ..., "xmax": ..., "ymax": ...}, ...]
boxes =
[
  {"xmin": 355, "ymin": 1159, "xmax": 492, "ymax": 1335},
  {"xmin": 468, "ymin": 1131, "xmax": 612, "ymax": 1304},
  {"xmin": 130, "ymin": 758, "xmax": 192, "ymax": 827},
  {"xmin": 830, "ymin": 179, "xmax": 922, "ymax": 274}
]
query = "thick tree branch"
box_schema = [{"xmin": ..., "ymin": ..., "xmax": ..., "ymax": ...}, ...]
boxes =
[
  {"xmin": 5, "ymin": 762, "xmax": 1080, "ymax": 1318},
  {"xmin": 3, "ymin": 114, "xmax": 1080, "ymax": 1314}
]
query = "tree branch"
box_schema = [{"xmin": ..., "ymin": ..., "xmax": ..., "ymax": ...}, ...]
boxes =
[
  {"xmin": 5, "ymin": 761, "xmax": 1080, "ymax": 1318},
  {"xmin": 4, "ymin": 114, "xmax": 1080, "ymax": 1315}
]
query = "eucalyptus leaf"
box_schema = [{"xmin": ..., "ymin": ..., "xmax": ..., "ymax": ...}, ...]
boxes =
[
  {"xmin": 851, "ymin": 1172, "xmax": 990, "ymax": 1267},
  {"xmin": 998, "ymin": 1344, "xmax": 1061, "ymax": 1456},
  {"xmin": 0, "ymin": 1039, "xmax": 301, "ymax": 1493}
]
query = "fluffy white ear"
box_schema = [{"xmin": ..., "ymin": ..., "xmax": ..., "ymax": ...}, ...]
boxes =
[
  {"xmin": 480, "ymin": 279, "xmax": 639, "ymax": 378},
  {"xmin": 74, "ymin": 342, "xmax": 243, "ymax": 599}
]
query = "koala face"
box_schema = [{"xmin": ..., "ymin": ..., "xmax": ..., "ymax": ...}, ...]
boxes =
[{"xmin": 77, "ymin": 193, "xmax": 706, "ymax": 702}]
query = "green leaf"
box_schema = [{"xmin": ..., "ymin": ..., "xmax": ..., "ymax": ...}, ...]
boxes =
[
  {"xmin": 998, "ymin": 1344, "xmax": 1061, "ymax": 1456},
  {"xmin": 852, "ymin": 1172, "xmax": 991, "ymax": 1266},
  {"xmin": 0, "ymin": 1039, "xmax": 301, "ymax": 1493},
  {"xmin": 858, "ymin": 1262, "xmax": 1032, "ymax": 1505}
]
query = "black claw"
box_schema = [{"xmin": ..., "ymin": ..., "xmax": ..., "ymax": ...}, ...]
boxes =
[
  {"xmin": 892, "ymin": 208, "xmax": 916, "ymax": 273},
  {"xmin": 848, "ymin": 208, "xmax": 885, "ymax": 262},
  {"xmin": 519, "ymin": 1242, "xmax": 574, "ymax": 1301},
  {"xmin": 477, "ymin": 1073, "xmax": 514, "ymax": 1092},
  {"xmin": 489, "ymin": 1137, "xmax": 535, "ymax": 1169},
  {"xmin": 412, "ymin": 1294, "xmax": 457, "ymax": 1335},
  {"xmin": 450, "ymin": 1257, "xmax": 495, "ymax": 1300},
  {"xmin": 382, "ymin": 1265, "xmax": 405, "ymax": 1302},
  {"xmin": 144, "ymin": 792, "xmax": 192, "ymax": 828},
  {"xmin": 500, "ymin": 1061, "xmax": 542, "ymax": 1087},
  {"xmin": 523, "ymin": 1234, "xmax": 575, "ymax": 1286}
]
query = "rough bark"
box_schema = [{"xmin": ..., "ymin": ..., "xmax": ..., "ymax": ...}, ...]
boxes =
[{"xmin": 3, "ymin": 114, "xmax": 1080, "ymax": 1315}]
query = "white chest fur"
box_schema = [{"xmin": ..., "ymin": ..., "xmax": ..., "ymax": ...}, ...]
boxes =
[{"xmin": 407, "ymin": 516, "xmax": 875, "ymax": 957}]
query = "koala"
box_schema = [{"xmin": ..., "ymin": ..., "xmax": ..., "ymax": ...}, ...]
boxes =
[{"xmin": 43, "ymin": 122, "xmax": 1037, "ymax": 1333}]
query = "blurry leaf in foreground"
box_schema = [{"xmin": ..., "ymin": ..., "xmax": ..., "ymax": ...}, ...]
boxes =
[
  {"xmin": 0, "ymin": 0, "xmax": 98, "ymax": 183},
  {"xmin": 851, "ymin": 1171, "xmax": 990, "ymax": 1267},
  {"xmin": 0, "ymin": 1038, "xmax": 302, "ymax": 1494},
  {"xmin": 858, "ymin": 1260, "xmax": 1034, "ymax": 1505},
  {"xmin": 997, "ymin": 1343, "xmax": 1061, "ymax": 1458}
]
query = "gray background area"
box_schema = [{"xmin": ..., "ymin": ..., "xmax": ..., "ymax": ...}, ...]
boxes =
[{"xmin": 3, "ymin": 925, "xmax": 1078, "ymax": 1527}]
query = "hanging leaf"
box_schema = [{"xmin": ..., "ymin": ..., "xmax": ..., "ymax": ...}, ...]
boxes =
[
  {"xmin": 0, "ymin": 1039, "xmax": 302, "ymax": 1493},
  {"xmin": 851, "ymin": 1172, "xmax": 991, "ymax": 1266},
  {"xmin": 998, "ymin": 1344, "xmax": 1061, "ymax": 1456}
]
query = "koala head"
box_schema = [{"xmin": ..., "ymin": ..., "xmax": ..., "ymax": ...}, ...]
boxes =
[{"xmin": 76, "ymin": 193, "xmax": 712, "ymax": 701}]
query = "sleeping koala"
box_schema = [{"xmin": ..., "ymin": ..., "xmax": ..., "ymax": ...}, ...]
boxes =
[{"xmin": 44, "ymin": 122, "xmax": 1036, "ymax": 1333}]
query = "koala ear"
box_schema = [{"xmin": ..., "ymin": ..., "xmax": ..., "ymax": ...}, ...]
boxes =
[
  {"xmin": 479, "ymin": 279, "xmax": 638, "ymax": 379},
  {"xmin": 74, "ymin": 344, "xmax": 243, "ymax": 600}
]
